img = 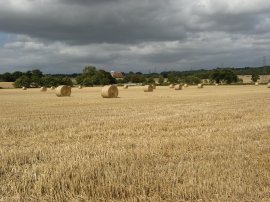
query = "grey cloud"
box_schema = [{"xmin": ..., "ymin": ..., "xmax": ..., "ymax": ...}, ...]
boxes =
[
  {"xmin": 1, "ymin": 0, "xmax": 270, "ymax": 45},
  {"xmin": 1, "ymin": 0, "xmax": 270, "ymax": 73},
  {"xmin": 0, "ymin": 0, "xmax": 189, "ymax": 44}
]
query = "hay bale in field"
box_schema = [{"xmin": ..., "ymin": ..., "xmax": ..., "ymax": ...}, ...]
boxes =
[
  {"xmin": 174, "ymin": 84, "xmax": 183, "ymax": 90},
  {"xmin": 215, "ymin": 83, "xmax": 219, "ymax": 86},
  {"xmin": 184, "ymin": 84, "xmax": 188, "ymax": 87},
  {"xmin": 123, "ymin": 85, "xmax": 128, "ymax": 89},
  {"xmin": 169, "ymin": 84, "xmax": 175, "ymax": 88},
  {"xmin": 144, "ymin": 85, "xmax": 154, "ymax": 92},
  {"xmin": 197, "ymin": 84, "xmax": 204, "ymax": 88},
  {"xmin": 78, "ymin": 85, "xmax": 83, "ymax": 89},
  {"xmin": 152, "ymin": 84, "xmax": 156, "ymax": 89},
  {"xmin": 55, "ymin": 85, "xmax": 71, "ymax": 97},
  {"xmin": 50, "ymin": 86, "xmax": 55, "ymax": 90},
  {"xmin": 40, "ymin": 87, "xmax": 47, "ymax": 92},
  {"xmin": 22, "ymin": 87, "xmax": 27, "ymax": 90},
  {"xmin": 255, "ymin": 82, "xmax": 259, "ymax": 86},
  {"xmin": 101, "ymin": 85, "xmax": 118, "ymax": 98},
  {"xmin": 268, "ymin": 83, "xmax": 270, "ymax": 88}
]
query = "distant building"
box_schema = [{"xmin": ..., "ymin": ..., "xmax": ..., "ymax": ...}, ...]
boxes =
[{"xmin": 110, "ymin": 71, "xmax": 125, "ymax": 80}]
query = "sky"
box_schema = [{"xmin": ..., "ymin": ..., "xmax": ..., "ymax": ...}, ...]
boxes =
[{"xmin": 1, "ymin": 0, "xmax": 270, "ymax": 74}]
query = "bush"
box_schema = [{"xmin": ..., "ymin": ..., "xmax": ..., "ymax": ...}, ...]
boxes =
[
  {"xmin": 76, "ymin": 66, "xmax": 116, "ymax": 86},
  {"xmin": 183, "ymin": 76, "xmax": 201, "ymax": 85},
  {"xmin": 40, "ymin": 76, "xmax": 58, "ymax": 87},
  {"xmin": 14, "ymin": 76, "xmax": 31, "ymax": 88}
]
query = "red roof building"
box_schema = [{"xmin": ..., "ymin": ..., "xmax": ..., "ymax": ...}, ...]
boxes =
[{"xmin": 110, "ymin": 71, "xmax": 124, "ymax": 80}]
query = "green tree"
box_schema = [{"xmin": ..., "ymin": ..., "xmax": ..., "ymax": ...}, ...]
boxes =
[
  {"xmin": 82, "ymin": 77, "xmax": 94, "ymax": 86},
  {"xmin": 24, "ymin": 71, "xmax": 32, "ymax": 78},
  {"xmin": 210, "ymin": 70, "xmax": 221, "ymax": 84},
  {"xmin": 130, "ymin": 75, "xmax": 145, "ymax": 83},
  {"xmin": 123, "ymin": 75, "xmax": 131, "ymax": 83},
  {"xmin": 183, "ymin": 76, "xmax": 201, "ymax": 84},
  {"xmin": 130, "ymin": 75, "xmax": 140, "ymax": 83},
  {"xmin": 12, "ymin": 71, "xmax": 23, "ymax": 81},
  {"xmin": 59, "ymin": 77, "xmax": 73, "ymax": 86},
  {"xmin": 41, "ymin": 76, "xmax": 58, "ymax": 87},
  {"xmin": 76, "ymin": 75, "xmax": 85, "ymax": 85},
  {"xmin": 158, "ymin": 76, "xmax": 164, "ymax": 84},
  {"xmin": 147, "ymin": 77, "xmax": 155, "ymax": 84},
  {"xmin": 168, "ymin": 73, "xmax": 178, "ymax": 84},
  {"xmin": 31, "ymin": 69, "xmax": 43, "ymax": 87},
  {"xmin": 83, "ymin": 66, "xmax": 97, "ymax": 76},
  {"xmin": 251, "ymin": 73, "xmax": 260, "ymax": 82},
  {"xmin": 32, "ymin": 69, "xmax": 43, "ymax": 78},
  {"xmin": 14, "ymin": 75, "xmax": 31, "ymax": 88},
  {"xmin": 97, "ymin": 70, "xmax": 116, "ymax": 85},
  {"xmin": 1, "ymin": 72, "xmax": 13, "ymax": 82},
  {"xmin": 76, "ymin": 66, "xmax": 115, "ymax": 86},
  {"xmin": 210, "ymin": 70, "xmax": 238, "ymax": 84}
]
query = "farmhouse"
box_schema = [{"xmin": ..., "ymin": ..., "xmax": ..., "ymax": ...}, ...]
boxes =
[{"xmin": 110, "ymin": 71, "xmax": 124, "ymax": 80}]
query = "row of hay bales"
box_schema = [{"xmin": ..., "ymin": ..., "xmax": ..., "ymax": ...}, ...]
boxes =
[
  {"xmin": 22, "ymin": 82, "xmax": 269, "ymax": 92},
  {"xmin": 169, "ymin": 83, "xmax": 203, "ymax": 90},
  {"xmin": 21, "ymin": 83, "xmax": 270, "ymax": 98},
  {"xmin": 22, "ymin": 85, "xmax": 72, "ymax": 97}
]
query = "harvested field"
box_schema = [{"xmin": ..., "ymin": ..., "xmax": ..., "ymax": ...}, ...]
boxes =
[
  {"xmin": 0, "ymin": 86, "xmax": 270, "ymax": 201},
  {"xmin": 0, "ymin": 82, "xmax": 14, "ymax": 89}
]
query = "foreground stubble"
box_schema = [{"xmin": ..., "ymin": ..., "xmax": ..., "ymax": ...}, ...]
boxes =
[{"xmin": 0, "ymin": 86, "xmax": 269, "ymax": 201}]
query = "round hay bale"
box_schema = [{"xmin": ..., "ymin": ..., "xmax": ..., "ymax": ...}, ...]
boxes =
[
  {"xmin": 174, "ymin": 84, "xmax": 183, "ymax": 90},
  {"xmin": 215, "ymin": 83, "xmax": 219, "ymax": 86},
  {"xmin": 255, "ymin": 82, "xmax": 259, "ymax": 86},
  {"xmin": 267, "ymin": 83, "xmax": 270, "ymax": 88},
  {"xmin": 50, "ymin": 86, "xmax": 55, "ymax": 90},
  {"xmin": 22, "ymin": 87, "xmax": 27, "ymax": 90},
  {"xmin": 78, "ymin": 85, "xmax": 83, "ymax": 89},
  {"xmin": 144, "ymin": 85, "xmax": 154, "ymax": 92},
  {"xmin": 101, "ymin": 85, "xmax": 118, "ymax": 98},
  {"xmin": 197, "ymin": 84, "xmax": 204, "ymax": 88},
  {"xmin": 184, "ymin": 84, "xmax": 188, "ymax": 87},
  {"xmin": 40, "ymin": 87, "xmax": 47, "ymax": 92},
  {"xmin": 123, "ymin": 85, "xmax": 128, "ymax": 89},
  {"xmin": 169, "ymin": 84, "xmax": 175, "ymax": 88},
  {"xmin": 55, "ymin": 85, "xmax": 71, "ymax": 97}
]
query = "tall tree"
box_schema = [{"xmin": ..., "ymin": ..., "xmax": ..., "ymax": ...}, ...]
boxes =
[
  {"xmin": 1, "ymin": 72, "xmax": 13, "ymax": 82},
  {"xmin": 31, "ymin": 69, "xmax": 43, "ymax": 87},
  {"xmin": 251, "ymin": 73, "xmax": 260, "ymax": 82}
]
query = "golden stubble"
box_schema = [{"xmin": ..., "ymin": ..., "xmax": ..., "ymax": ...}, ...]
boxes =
[{"xmin": 0, "ymin": 86, "xmax": 269, "ymax": 201}]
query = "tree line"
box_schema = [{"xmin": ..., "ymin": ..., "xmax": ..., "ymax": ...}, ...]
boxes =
[
  {"xmin": 0, "ymin": 65, "xmax": 267, "ymax": 88},
  {"xmin": 0, "ymin": 69, "xmax": 73, "ymax": 88}
]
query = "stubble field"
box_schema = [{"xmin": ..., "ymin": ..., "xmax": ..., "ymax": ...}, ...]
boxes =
[{"xmin": 0, "ymin": 86, "xmax": 270, "ymax": 201}]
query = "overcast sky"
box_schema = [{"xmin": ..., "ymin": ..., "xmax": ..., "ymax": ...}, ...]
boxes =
[{"xmin": 1, "ymin": 0, "xmax": 270, "ymax": 73}]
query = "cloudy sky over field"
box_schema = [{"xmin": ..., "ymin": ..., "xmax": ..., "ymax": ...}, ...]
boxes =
[{"xmin": 1, "ymin": 0, "xmax": 270, "ymax": 73}]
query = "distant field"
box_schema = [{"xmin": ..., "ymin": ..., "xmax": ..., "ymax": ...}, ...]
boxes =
[
  {"xmin": 0, "ymin": 86, "xmax": 269, "ymax": 201},
  {"xmin": 0, "ymin": 82, "xmax": 14, "ymax": 89},
  {"xmin": 238, "ymin": 75, "xmax": 270, "ymax": 84}
]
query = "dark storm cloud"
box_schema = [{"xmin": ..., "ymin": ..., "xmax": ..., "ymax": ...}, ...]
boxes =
[
  {"xmin": 0, "ymin": 0, "xmax": 189, "ymax": 44},
  {"xmin": 1, "ymin": 0, "xmax": 270, "ymax": 44},
  {"xmin": 1, "ymin": 0, "xmax": 270, "ymax": 73}
]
